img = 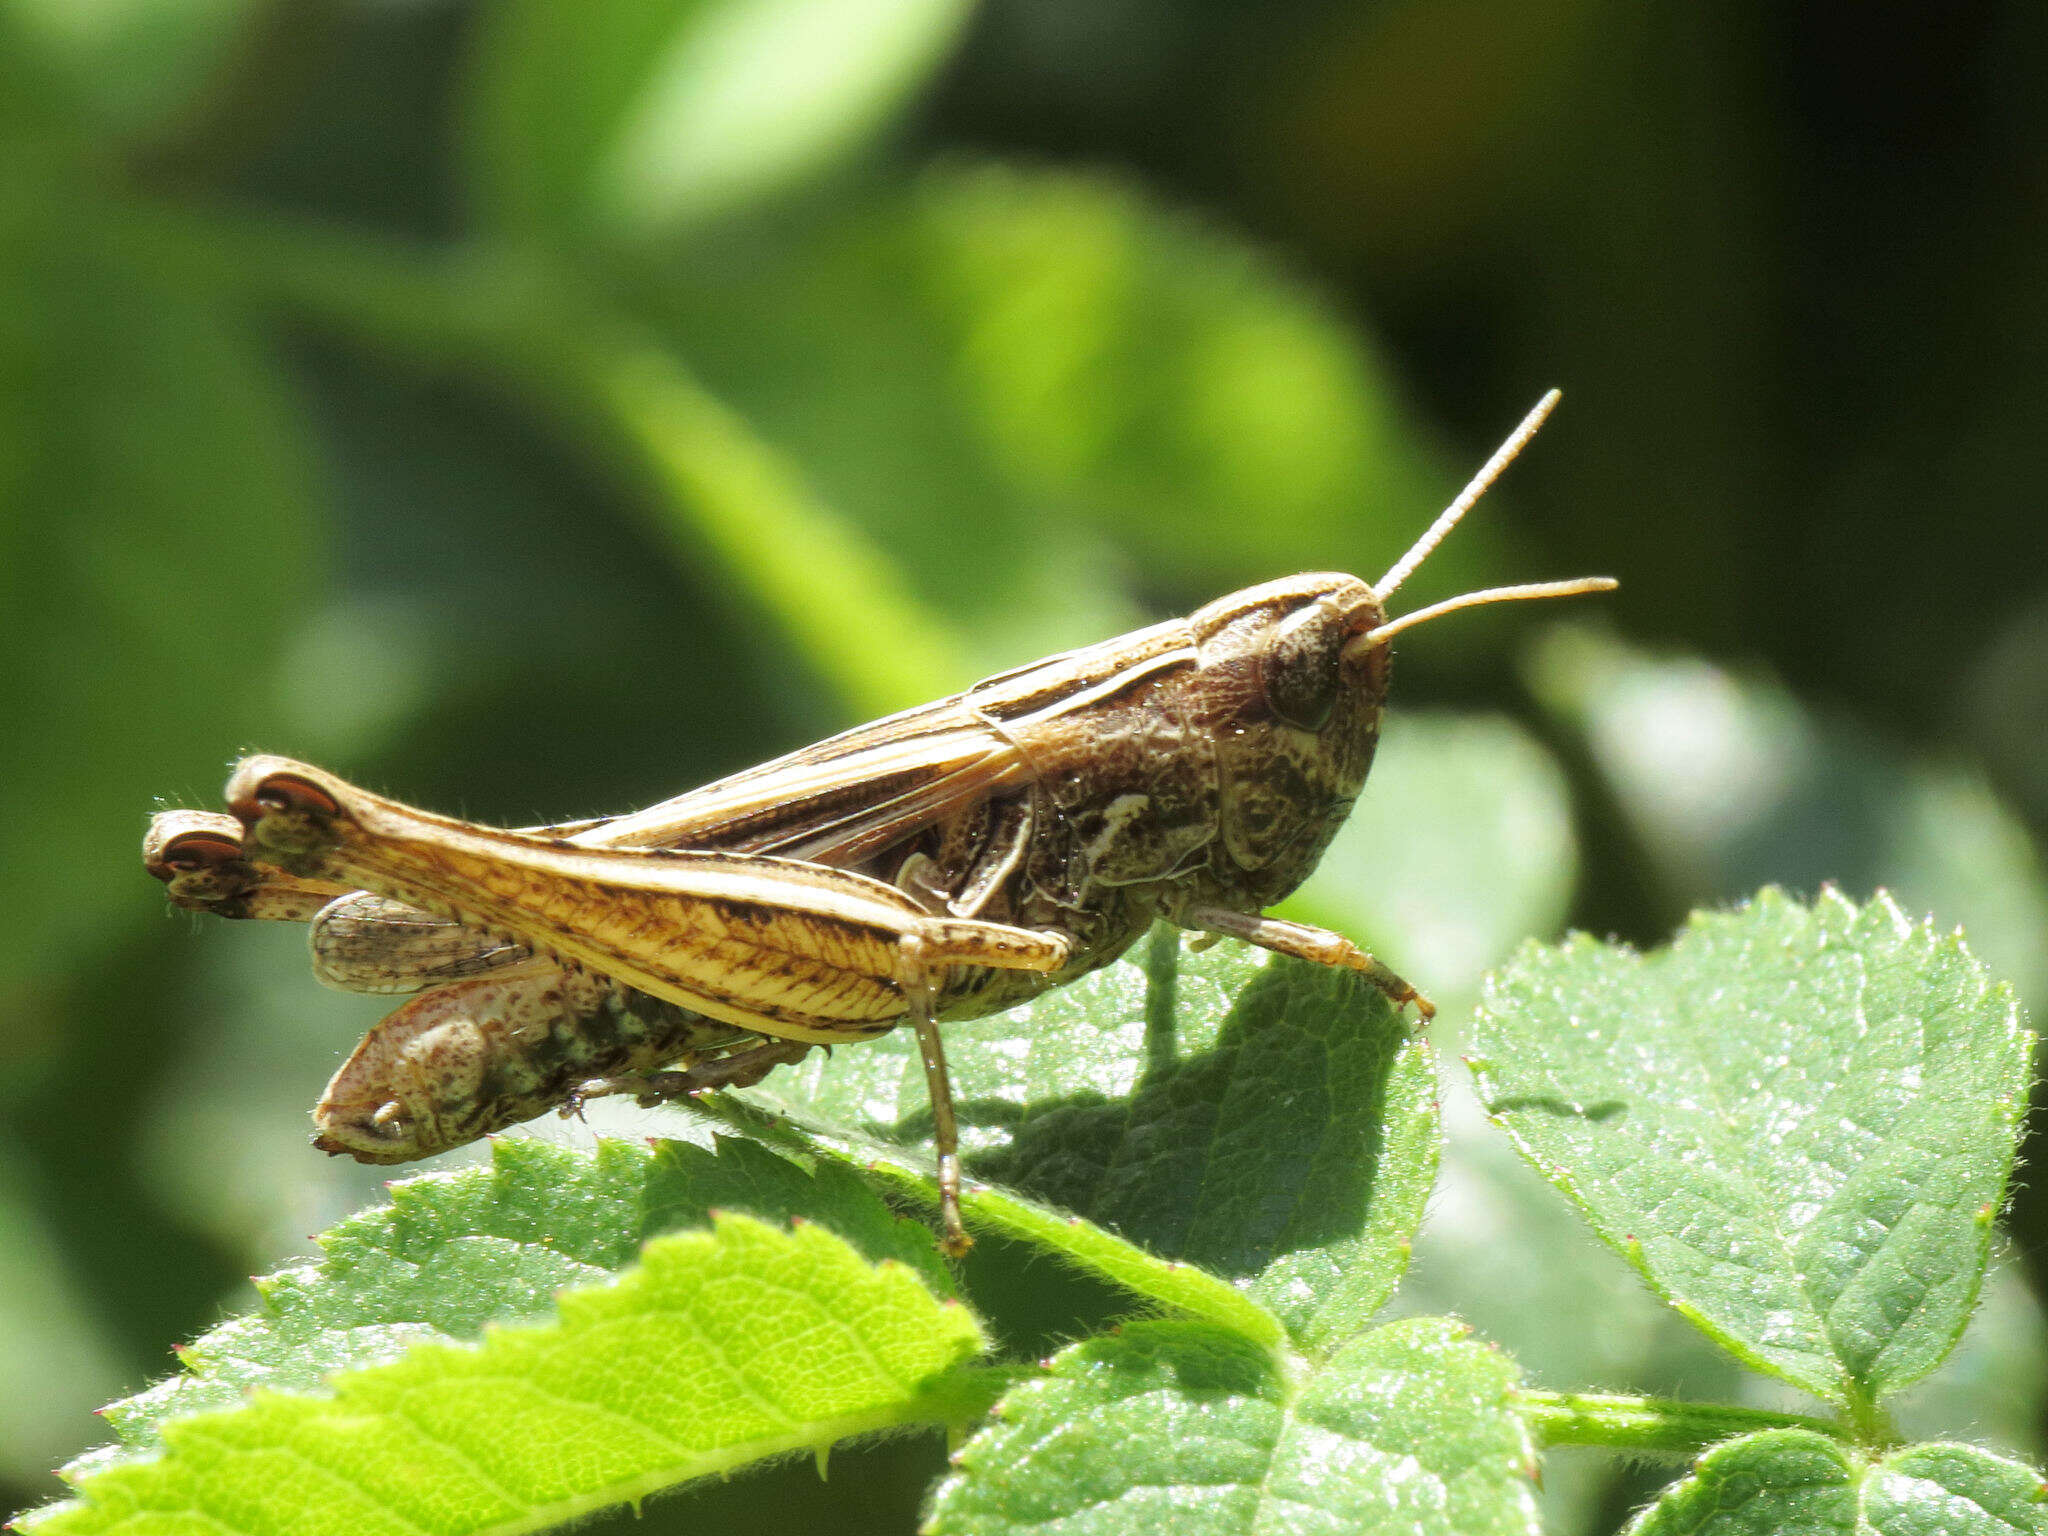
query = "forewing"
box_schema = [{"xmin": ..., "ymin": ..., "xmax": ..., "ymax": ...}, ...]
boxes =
[{"xmin": 571, "ymin": 615, "xmax": 1196, "ymax": 862}]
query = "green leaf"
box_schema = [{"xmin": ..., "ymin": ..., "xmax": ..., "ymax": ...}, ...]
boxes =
[
  {"xmin": 26, "ymin": 1211, "xmax": 985, "ymax": 1536},
  {"xmin": 463, "ymin": 0, "xmax": 973, "ymax": 240},
  {"xmin": 844, "ymin": 1143, "xmax": 1290, "ymax": 1351},
  {"xmin": 1863, "ymin": 1444, "xmax": 2048, "ymax": 1533},
  {"xmin": 74, "ymin": 1139, "xmax": 656, "ymax": 1472},
  {"xmin": 641, "ymin": 1132, "xmax": 954, "ymax": 1296},
  {"xmin": 928, "ymin": 1316, "xmax": 1539, "ymax": 1536},
  {"xmin": 1894, "ymin": 1265, "xmax": 2048, "ymax": 1462},
  {"xmin": 1471, "ymin": 888, "xmax": 2034, "ymax": 1410},
  {"xmin": 743, "ymin": 932, "xmax": 1440, "ymax": 1351},
  {"xmin": 61, "ymin": 1135, "xmax": 971, "ymax": 1488},
  {"xmin": 1624, "ymin": 1430, "xmax": 2048, "ymax": 1535}
]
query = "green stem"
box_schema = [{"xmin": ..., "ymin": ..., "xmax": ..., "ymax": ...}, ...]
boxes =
[
  {"xmin": 1840, "ymin": 1383, "xmax": 1900, "ymax": 1449},
  {"xmin": 116, "ymin": 197, "xmax": 968, "ymax": 718},
  {"xmin": 1516, "ymin": 1390, "xmax": 1849, "ymax": 1460}
]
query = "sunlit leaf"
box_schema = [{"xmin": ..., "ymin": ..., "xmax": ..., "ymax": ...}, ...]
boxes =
[
  {"xmin": 1472, "ymin": 888, "xmax": 2033, "ymax": 1408},
  {"xmin": 1624, "ymin": 1429, "xmax": 2048, "ymax": 1535},
  {"xmin": 24, "ymin": 1140, "xmax": 991, "ymax": 1535},
  {"xmin": 464, "ymin": 0, "xmax": 972, "ymax": 239},
  {"xmin": 27, "ymin": 1212, "xmax": 984, "ymax": 1536},
  {"xmin": 744, "ymin": 932, "xmax": 1439, "ymax": 1350},
  {"xmin": 929, "ymin": 1316, "xmax": 1539, "ymax": 1536}
]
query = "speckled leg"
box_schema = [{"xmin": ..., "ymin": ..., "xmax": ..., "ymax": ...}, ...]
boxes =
[{"xmin": 1179, "ymin": 905, "xmax": 1436, "ymax": 1021}]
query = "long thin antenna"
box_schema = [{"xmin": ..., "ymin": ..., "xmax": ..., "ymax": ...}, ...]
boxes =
[
  {"xmin": 1374, "ymin": 388, "xmax": 1562, "ymax": 599},
  {"xmin": 1351, "ymin": 576, "xmax": 1618, "ymax": 654}
]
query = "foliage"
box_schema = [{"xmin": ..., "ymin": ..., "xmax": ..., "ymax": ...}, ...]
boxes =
[
  {"xmin": 5, "ymin": 0, "xmax": 2047, "ymax": 1533},
  {"xmin": 20, "ymin": 894, "xmax": 2043, "ymax": 1536}
]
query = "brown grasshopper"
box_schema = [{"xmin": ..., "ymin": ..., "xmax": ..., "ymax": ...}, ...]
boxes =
[{"xmin": 145, "ymin": 391, "xmax": 1612, "ymax": 1255}]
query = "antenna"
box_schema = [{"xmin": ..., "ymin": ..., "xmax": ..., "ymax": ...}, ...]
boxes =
[
  {"xmin": 1375, "ymin": 389, "xmax": 1562, "ymax": 599},
  {"xmin": 1352, "ymin": 576, "xmax": 1618, "ymax": 653}
]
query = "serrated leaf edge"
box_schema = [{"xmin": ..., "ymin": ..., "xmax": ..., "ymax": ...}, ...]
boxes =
[
  {"xmin": 1473, "ymin": 886, "xmax": 2037, "ymax": 1412},
  {"xmin": 21, "ymin": 1213, "xmax": 987, "ymax": 1536}
]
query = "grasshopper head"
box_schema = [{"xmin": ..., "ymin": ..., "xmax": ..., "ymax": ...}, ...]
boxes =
[
  {"xmin": 1178, "ymin": 572, "xmax": 1399, "ymax": 887},
  {"xmin": 1181, "ymin": 393, "xmax": 1615, "ymax": 894},
  {"xmin": 1189, "ymin": 572, "xmax": 1392, "ymax": 733}
]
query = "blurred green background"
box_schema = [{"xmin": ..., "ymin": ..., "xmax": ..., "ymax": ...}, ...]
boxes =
[{"xmin": 4, "ymin": 0, "xmax": 2045, "ymax": 1530}]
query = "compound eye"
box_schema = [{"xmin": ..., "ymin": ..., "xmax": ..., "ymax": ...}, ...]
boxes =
[
  {"xmin": 1261, "ymin": 603, "xmax": 1345, "ymax": 730},
  {"xmin": 254, "ymin": 772, "xmax": 341, "ymax": 818}
]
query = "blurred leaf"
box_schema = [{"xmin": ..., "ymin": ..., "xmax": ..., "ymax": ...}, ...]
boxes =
[
  {"xmin": 0, "ymin": 1158, "xmax": 126, "ymax": 1484},
  {"xmin": 1288, "ymin": 710, "xmax": 1579, "ymax": 1011},
  {"xmin": 1471, "ymin": 888, "xmax": 2033, "ymax": 1410},
  {"xmin": 928, "ymin": 1316, "xmax": 1540, "ymax": 1536},
  {"xmin": 143, "ymin": 200, "xmax": 973, "ymax": 720},
  {"xmin": 651, "ymin": 162, "xmax": 1461, "ymax": 652},
  {"xmin": 1623, "ymin": 1430, "xmax": 2048, "ymax": 1535},
  {"xmin": 1967, "ymin": 593, "xmax": 2048, "ymax": 833},
  {"xmin": 1530, "ymin": 626, "xmax": 2048, "ymax": 1005},
  {"xmin": 29, "ymin": 1210, "xmax": 984, "ymax": 1536},
  {"xmin": 743, "ymin": 932, "xmax": 1439, "ymax": 1351},
  {"xmin": 0, "ymin": 193, "xmax": 315, "ymax": 995},
  {"xmin": 0, "ymin": 0, "xmax": 262, "ymax": 143},
  {"xmin": 579, "ymin": 333, "xmax": 969, "ymax": 714},
  {"xmin": 902, "ymin": 164, "xmax": 1439, "ymax": 581},
  {"xmin": 464, "ymin": 0, "xmax": 973, "ymax": 241},
  {"xmin": 139, "ymin": 924, "xmax": 411, "ymax": 1261}
]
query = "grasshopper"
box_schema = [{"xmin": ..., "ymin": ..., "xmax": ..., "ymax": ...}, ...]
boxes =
[{"xmin": 145, "ymin": 391, "xmax": 1612, "ymax": 1255}]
